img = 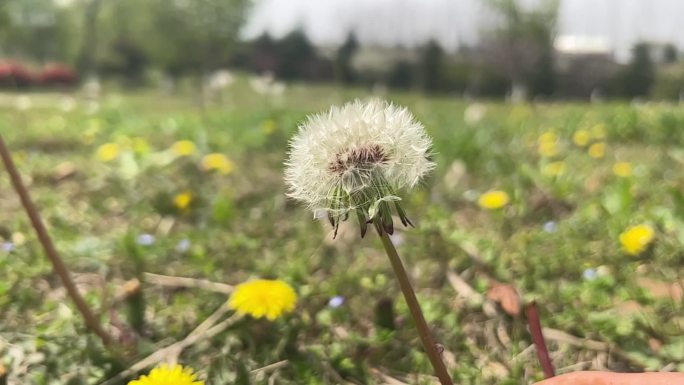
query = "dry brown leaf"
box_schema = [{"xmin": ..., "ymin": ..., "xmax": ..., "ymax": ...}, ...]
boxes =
[{"xmin": 487, "ymin": 283, "xmax": 521, "ymax": 316}]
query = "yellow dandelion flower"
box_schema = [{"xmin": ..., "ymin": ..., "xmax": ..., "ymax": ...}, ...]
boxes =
[
  {"xmin": 478, "ymin": 190, "xmax": 510, "ymax": 210},
  {"xmin": 543, "ymin": 161, "xmax": 566, "ymax": 176},
  {"xmin": 613, "ymin": 162, "xmax": 633, "ymax": 177},
  {"xmin": 591, "ymin": 123, "xmax": 606, "ymax": 139},
  {"xmin": 201, "ymin": 153, "xmax": 235, "ymax": 175},
  {"xmin": 171, "ymin": 140, "xmax": 197, "ymax": 157},
  {"xmin": 96, "ymin": 143, "xmax": 120, "ymax": 162},
  {"xmin": 228, "ymin": 279, "xmax": 297, "ymax": 320},
  {"xmin": 619, "ymin": 224, "xmax": 655, "ymax": 255},
  {"xmin": 588, "ymin": 142, "xmax": 606, "ymax": 159},
  {"xmin": 537, "ymin": 132, "xmax": 558, "ymax": 157},
  {"xmin": 128, "ymin": 364, "xmax": 204, "ymax": 385},
  {"xmin": 573, "ymin": 129, "xmax": 591, "ymax": 147},
  {"xmin": 261, "ymin": 119, "xmax": 277, "ymax": 135},
  {"xmin": 133, "ymin": 137, "xmax": 150, "ymax": 154},
  {"xmin": 173, "ymin": 192, "xmax": 193, "ymax": 210}
]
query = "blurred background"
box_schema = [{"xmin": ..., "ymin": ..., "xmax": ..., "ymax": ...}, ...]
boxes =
[{"xmin": 1, "ymin": 0, "xmax": 684, "ymax": 101}]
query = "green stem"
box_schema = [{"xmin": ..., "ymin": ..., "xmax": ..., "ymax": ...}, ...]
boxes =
[{"xmin": 375, "ymin": 221, "xmax": 454, "ymax": 385}]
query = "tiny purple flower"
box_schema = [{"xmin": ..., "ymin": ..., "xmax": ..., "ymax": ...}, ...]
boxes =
[
  {"xmin": 582, "ymin": 268, "xmax": 598, "ymax": 281},
  {"xmin": 328, "ymin": 295, "xmax": 345, "ymax": 308},
  {"xmin": 176, "ymin": 239, "xmax": 191, "ymax": 253},
  {"xmin": 543, "ymin": 221, "xmax": 557, "ymax": 233},
  {"xmin": 1, "ymin": 242, "xmax": 14, "ymax": 252},
  {"xmin": 137, "ymin": 234, "xmax": 155, "ymax": 246}
]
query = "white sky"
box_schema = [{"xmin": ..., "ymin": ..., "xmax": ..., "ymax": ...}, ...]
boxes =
[{"xmin": 243, "ymin": 0, "xmax": 684, "ymax": 62}]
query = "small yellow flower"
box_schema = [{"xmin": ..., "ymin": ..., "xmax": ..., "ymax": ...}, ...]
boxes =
[
  {"xmin": 174, "ymin": 192, "xmax": 193, "ymax": 210},
  {"xmin": 588, "ymin": 142, "xmax": 606, "ymax": 159},
  {"xmin": 478, "ymin": 190, "xmax": 510, "ymax": 210},
  {"xmin": 128, "ymin": 364, "xmax": 204, "ymax": 385},
  {"xmin": 171, "ymin": 140, "xmax": 197, "ymax": 157},
  {"xmin": 201, "ymin": 153, "xmax": 235, "ymax": 175},
  {"xmin": 537, "ymin": 132, "xmax": 558, "ymax": 157},
  {"xmin": 543, "ymin": 161, "xmax": 566, "ymax": 176},
  {"xmin": 591, "ymin": 123, "xmax": 606, "ymax": 139},
  {"xmin": 228, "ymin": 279, "xmax": 297, "ymax": 320},
  {"xmin": 133, "ymin": 137, "xmax": 150, "ymax": 154},
  {"xmin": 613, "ymin": 162, "xmax": 633, "ymax": 177},
  {"xmin": 619, "ymin": 224, "xmax": 655, "ymax": 255},
  {"xmin": 573, "ymin": 129, "xmax": 591, "ymax": 147},
  {"xmin": 261, "ymin": 119, "xmax": 277, "ymax": 135},
  {"xmin": 96, "ymin": 143, "xmax": 120, "ymax": 162}
]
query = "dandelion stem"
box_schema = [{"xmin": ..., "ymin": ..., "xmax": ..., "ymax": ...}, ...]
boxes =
[
  {"xmin": 0, "ymin": 134, "xmax": 114, "ymax": 347},
  {"xmin": 375, "ymin": 221, "xmax": 454, "ymax": 385},
  {"xmin": 526, "ymin": 301, "xmax": 555, "ymax": 378}
]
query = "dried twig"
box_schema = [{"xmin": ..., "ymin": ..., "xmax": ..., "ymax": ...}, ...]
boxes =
[
  {"xmin": 250, "ymin": 360, "xmax": 289, "ymax": 375},
  {"xmin": 143, "ymin": 272, "xmax": 234, "ymax": 294},
  {"xmin": 100, "ymin": 306, "xmax": 242, "ymax": 385},
  {"xmin": 0, "ymin": 134, "xmax": 114, "ymax": 347}
]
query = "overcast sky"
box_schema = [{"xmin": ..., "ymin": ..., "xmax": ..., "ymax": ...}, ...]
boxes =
[{"xmin": 243, "ymin": 0, "xmax": 684, "ymax": 62}]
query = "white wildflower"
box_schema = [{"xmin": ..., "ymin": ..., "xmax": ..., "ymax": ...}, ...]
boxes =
[{"xmin": 285, "ymin": 99, "xmax": 434, "ymax": 237}]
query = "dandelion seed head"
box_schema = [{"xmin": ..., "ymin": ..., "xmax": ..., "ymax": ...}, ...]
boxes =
[{"xmin": 285, "ymin": 99, "xmax": 434, "ymax": 222}]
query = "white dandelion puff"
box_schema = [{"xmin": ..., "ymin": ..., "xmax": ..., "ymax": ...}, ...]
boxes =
[{"xmin": 285, "ymin": 99, "xmax": 434, "ymax": 237}]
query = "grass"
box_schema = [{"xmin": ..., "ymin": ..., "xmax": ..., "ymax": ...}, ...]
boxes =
[{"xmin": 2, "ymin": 79, "xmax": 684, "ymax": 384}]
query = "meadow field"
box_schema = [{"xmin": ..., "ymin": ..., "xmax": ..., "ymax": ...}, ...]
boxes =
[{"xmin": 2, "ymin": 79, "xmax": 684, "ymax": 384}]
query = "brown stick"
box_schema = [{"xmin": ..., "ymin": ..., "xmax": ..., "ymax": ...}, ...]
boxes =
[
  {"xmin": 376, "ymin": 223, "xmax": 454, "ymax": 385},
  {"xmin": 526, "ymin": 301, "xmax": 555, "ymax": 378},
  {"xmin": 0, "ymin": 134, "xmax": 114, "ymax": 347}
]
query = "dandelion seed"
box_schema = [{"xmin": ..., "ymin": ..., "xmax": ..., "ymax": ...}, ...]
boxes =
[
  {"xmin": 201, "ymin": 153, "xmax": 235, "ymax": 175},
  {"xmin": 127, "ymin": 364, "xmax": 204, "ymax": 385},
  {"xmin": 620, "ymin": 224, "xmax": 654, "ymax": 255},
  {"xmin": 96, "ymin": 143, "xmax": 120, "ymax": 162},
  {"xmin": 613, "ymin": 162, "xmax": 632, "ymax": 177},
  {"xmin": 171, "ymin": 140, "xmax": 196, "ymax": 157},
  {"xmin": 173, "ymin": 192, "xmax": 193, "ymax": 211},
  {"xmin": 228, "ymin": 279, "xmax": 297, "ymax": 320},
  {"xmin": 572, "ymin": 129, "xmax": 591, "ymax": 147},
  {"xmin": 478, "ymin": 190, "xmax": 510, "ymax": 210},
  {"xmin": 588, "ymin": 142, "xmax": 606, "ymax": 158},
  {"xmin": 463, "ymin": 103, "xmax": 486, "ymax": 125},
  {"xmin": 136, "ymin": 234, "xmax": 155, "ymax": 246},
  {"xmin": 284, "ymin": 99, "xmax": 434, "ymax": 237},
  {"xmin": 328, "ymin": 295, "xmax": 345, "ymax": 308}
]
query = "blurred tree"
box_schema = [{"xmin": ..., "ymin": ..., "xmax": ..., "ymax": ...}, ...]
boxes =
[
  {"xmin": 276, "ymin": 29, "xmax": 316, "ymax": 80},
  {"xmin": 621, "ymin": 43, "xmax": 655, "ymax": 97},
  {"xmin": 481, "ymin": 0, "xmax": 559, "ymax": 99},
  {"xmin": 663, "ymin": 43, "xmax": 678, "ymax": 64},
  {"xmin": 652, "ymin": 62, "xmax": 684, "ymax": 100},
  {"xmin": 142, "ymin": 0, "xmax": 250, "ymax": 77},
  {"xmin": 335, "ymin": 33, "xmax": 358, "ymax": 84},
  {"xmin": 419, "ymin": 39, "xmax": 446, "ymax": 92},
  {"xmin": 387, "ymin": 60, "xmax": 415, "ymax": 89},
  {"xmin": 0, "ymin": 0, "xmax": 79, "ymax": 64},
  {"xmin": 76, "ymin": 0, "xmax": 103, "ymax": 76}
]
